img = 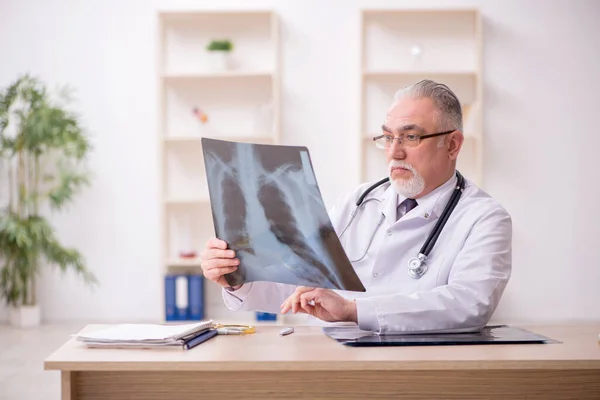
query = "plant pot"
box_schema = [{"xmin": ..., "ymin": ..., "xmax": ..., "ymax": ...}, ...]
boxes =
[
  {"xmin": 206, "ymin": 51, "xmax": 231, "ymax": 70},
  {"xmin": 9, "ymin": 304, "xmax": 41, "ymax": 328}
]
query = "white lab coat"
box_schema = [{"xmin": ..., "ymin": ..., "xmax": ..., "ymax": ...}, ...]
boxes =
[{"xmin": 222, "ymin": 173, "xmax": 512, "ymax": 334}]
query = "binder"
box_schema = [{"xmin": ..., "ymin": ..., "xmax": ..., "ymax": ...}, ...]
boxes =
[
  {"xmin": 256, "ymin": 312, "xmax": 277, "ymax": 322},
  {"xmin": 164, "ymin": 275, "xmax": 176, "ymax": 321},
  {"xmin": 188, "ymin": 274, "xmax": 204, "ymax": 320},
  {"xmin": 175, "ymin": 275, "xmax": 189, "ymax": 320}
]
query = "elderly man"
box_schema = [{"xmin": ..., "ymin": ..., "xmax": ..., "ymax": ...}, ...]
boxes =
[{"xmin": 200, "ymin": 79, "xmax": 511, "ymax": 334}]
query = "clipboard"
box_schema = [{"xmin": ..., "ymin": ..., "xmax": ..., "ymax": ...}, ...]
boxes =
[{"xmin": 322, "ymin": 325, "xmax": 559, "ymax": 347}]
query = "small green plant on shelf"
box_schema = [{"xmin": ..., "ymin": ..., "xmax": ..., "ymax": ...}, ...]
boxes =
[{"xmin": 206, "ymin": 39, "xmax": 233, "ymax": 52}]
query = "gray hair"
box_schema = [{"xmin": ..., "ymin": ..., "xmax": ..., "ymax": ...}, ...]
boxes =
[{"xmin": 394, "ymin": 79, "xmax": 463, "ymax": 135}]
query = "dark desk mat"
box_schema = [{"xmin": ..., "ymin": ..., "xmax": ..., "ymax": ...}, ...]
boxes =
[{"xmin": 322, "ymin": 325, "xmax": 559, "ymax": 347}]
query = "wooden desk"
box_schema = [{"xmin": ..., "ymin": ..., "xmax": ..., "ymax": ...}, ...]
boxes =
[{"xmin": 44, "ymin": 325, "xmax": 600, "ymax": 400}]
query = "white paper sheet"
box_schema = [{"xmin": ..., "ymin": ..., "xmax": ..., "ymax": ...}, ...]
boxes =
[{"xmin": 74, "ymin": 320, "xmax": 214, "ymax": 346}]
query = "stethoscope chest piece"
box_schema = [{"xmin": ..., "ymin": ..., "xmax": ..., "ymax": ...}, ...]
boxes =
[{"xmin": 407, "ymin": 254, "xmax": 428, "ymax": 279}]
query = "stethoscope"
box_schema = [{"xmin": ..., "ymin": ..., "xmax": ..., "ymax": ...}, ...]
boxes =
[{"xmin": 339, "ymin": 171, "xmax": 465, "ymax": 279}]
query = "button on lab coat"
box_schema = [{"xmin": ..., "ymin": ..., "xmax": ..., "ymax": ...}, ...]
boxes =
[{"xmin": 222, "ymin": 174, "xmax": 512, "ymax": 334}]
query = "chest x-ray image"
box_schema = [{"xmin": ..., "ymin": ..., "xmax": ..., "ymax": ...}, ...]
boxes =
[{"xmin": 202, "ymin": 138, "xmax": 366, "ymax": 292}]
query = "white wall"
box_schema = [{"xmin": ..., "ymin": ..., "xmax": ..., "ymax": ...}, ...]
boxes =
[{"xmin": 0, "ymin": 0, "xmax": 599, "ymax": 324}]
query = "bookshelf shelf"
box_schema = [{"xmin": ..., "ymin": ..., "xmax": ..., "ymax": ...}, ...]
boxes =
[
  {"xmin": 163, "ymin": 136, "xmax": 204, "ymax": 143},
  {"xmin": 157, "ymin": 9, "xmax": 280, "ymax": 322},
  {"xmin": 359, "ymin": 8, "xmax": 483, "ymax": 186},
  {"xmin": 163, "ymin": 135, "xmax": 275, "ymax": 144},
  {"xmin": 163, "ymin": 71, "xmax": 274, "ymax": 80},
  {"xmin": 163, "ymin": 198, "xmax": 210, "ymax": 205},
  {"xmin": 167, "ymin": 258, "xmax": 203, "ymax": 268},
  {"xmin": 363, "ymin": 70, "xmax": 477, "ymax": 77}
]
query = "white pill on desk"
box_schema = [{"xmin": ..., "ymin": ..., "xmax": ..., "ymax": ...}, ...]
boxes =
[{"xmin": 279, "ymin": 327, "xmax": 294, "ymax": 336}]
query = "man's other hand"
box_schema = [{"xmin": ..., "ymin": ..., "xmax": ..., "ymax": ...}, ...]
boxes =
[{"xmin": 280, "ymin": 287, "xmax": 357, "ymax": 323}]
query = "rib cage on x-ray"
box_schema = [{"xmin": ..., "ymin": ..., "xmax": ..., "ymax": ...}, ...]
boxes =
[{"xmin": 202, "ymin": 138, "xmax": 365, "ymax": 292}]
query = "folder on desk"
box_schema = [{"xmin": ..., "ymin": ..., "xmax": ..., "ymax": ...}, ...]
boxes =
[
  {"xmin": 322, "ymin": 325, "xmax": 559, "ymax": 347},
  {"xmin": 74, "ymin": 320, "xmax": 215, "ymax": 349}
]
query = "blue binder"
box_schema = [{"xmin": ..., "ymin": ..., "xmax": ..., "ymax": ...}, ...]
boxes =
[
  {"xmin": 188, "ymin": 274, "xmax": 204, "ymax": 320},
  {"xmin": 164, "ymin": 275, "xmax": 177, "ymax": 321},
  {"xmin": 174, "ymin": 275, "xmax": 189, "ymax": 320},
  {"xmin": 165, "ymin": 274, "xmax": 205, "ymax": 321},
  {"xmin": 256, "ymin": 312, "xmax": 277, "ymax": 321}
]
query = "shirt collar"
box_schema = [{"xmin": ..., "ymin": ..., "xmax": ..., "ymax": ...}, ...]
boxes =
[
  {"xmin": 412, "ymin": 172, "xmax": 458, "ymax": 220},
  {"xmin": 381, "ymin": 171, "xmax": 457, "ymax": 223}
]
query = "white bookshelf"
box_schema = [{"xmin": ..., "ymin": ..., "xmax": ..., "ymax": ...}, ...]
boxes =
[
  {"xmin": 359, "ymin": 9, "xmax": 483, "ymax": 186},
  {"xmin": 157, "ymin": 10, "xmax": 280, "ymax": 321}
]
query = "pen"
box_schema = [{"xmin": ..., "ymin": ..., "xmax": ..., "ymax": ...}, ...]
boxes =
[
  {"xmin": 279, "ymin": 327, "xmax": 294, "ymax": 336},
  {"xmin": 184, "ymin": 329, "xmax": 218, "ymax": 350}
]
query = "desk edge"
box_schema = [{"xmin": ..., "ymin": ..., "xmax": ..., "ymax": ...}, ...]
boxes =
[{"xmin": 43, "ymin": 359, "xmax": 600, "ymax": 372}]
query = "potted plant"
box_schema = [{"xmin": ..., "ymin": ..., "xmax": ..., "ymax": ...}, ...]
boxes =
[
  {"xmin": 0, "ymin": 74, "xmax": 98, "ymax": 328},
  {"xmin": 206, "ymin": 39, "xmax": 234, "ymax": 70}
]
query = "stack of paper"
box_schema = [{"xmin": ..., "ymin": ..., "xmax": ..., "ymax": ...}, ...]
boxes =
[{"xmin": 74, "ymin": 320, "xmax": 215, "ymax": 349}]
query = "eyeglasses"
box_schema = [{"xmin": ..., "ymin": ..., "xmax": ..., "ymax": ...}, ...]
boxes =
[
  {"xmin": 373, "ymin": 130, "xmax": 455, "ymax": 149},
  {"xmin": 214, "ymin": 324, "xmax": 256, "ymax": 335}
]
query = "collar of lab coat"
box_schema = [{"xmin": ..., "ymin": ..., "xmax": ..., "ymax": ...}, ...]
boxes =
[{"xmin": 381, "ymin": 171, "xmax": 458, "ymax": 225}]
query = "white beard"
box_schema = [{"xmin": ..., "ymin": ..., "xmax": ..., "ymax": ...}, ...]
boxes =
[{"xmin": 388, "ymin": 160, "xmax": 425, "ymax": 198}]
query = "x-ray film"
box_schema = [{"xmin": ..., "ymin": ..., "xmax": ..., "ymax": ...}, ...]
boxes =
[{"xmin": 201, "ymin": 138, "xmax": 366, "ymax": 292}]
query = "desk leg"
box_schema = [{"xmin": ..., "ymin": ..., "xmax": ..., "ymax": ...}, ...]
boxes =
[{"xmin": 61, "ymin": 371, "xmax": 77, "ymax": 400}]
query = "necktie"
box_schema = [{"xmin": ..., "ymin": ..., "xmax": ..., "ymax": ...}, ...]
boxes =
[{"xmin": 397, "ymin": 198, "xmax": 418, "ymax": 221}]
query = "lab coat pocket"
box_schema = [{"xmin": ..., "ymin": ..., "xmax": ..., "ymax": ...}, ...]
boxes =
[{"xmin": 432, "ymin": 254, "xmax": 450, "ymax": 288}]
